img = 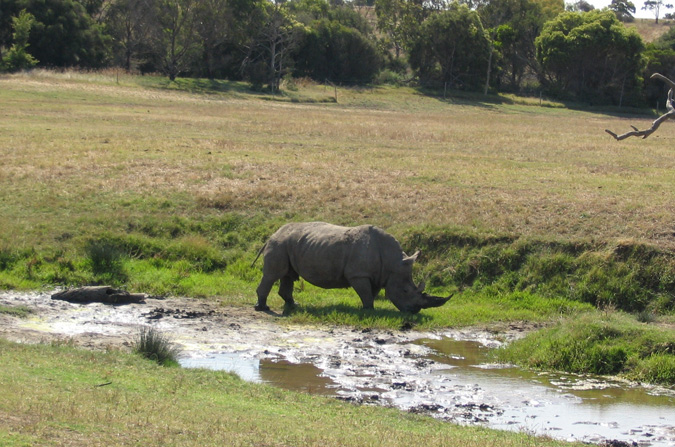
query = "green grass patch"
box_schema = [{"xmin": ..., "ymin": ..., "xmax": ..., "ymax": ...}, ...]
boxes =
[
  {"xmin": 278, "ymin": 287, "xmax": 593, "ymax": 330},
  {"xmin": 0, "ymin": 305, "xmax": 32, "ymax": 318},
  {"xmin": 0, "ymin": 338, "xmax": 583, "ymax": 447},
  {"xmin": 495, "ymin": 312, "xmax": 675, "ymax": 384}
]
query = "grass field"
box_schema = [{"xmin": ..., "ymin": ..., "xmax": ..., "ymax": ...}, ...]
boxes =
[
  {"xmin": 1, "ymin": 70, "xmax": 674, "ymax": 309},
  {"xmin": 2, "ymin": 70, "xmax": 674, "ymax": 248},
  {"xmin": 1, "ymin": 69, "xmax": 674, "ymax": 446},
  {"xmin": 0, "ymin": 69, "xmax": 674, "ymax": 376},
  {"xmin": 627, "ymin": 17, "xmax": 673, "ymax": 42}
]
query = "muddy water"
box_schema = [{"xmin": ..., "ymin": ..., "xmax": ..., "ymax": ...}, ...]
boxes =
[
  {"xmin": 179, "ymin": 339, "xmax": 675, "ymax": 446},
  {"xmin": 420, "ymin": 338, "xmax": 675, "ymax": 445},
  {"xmin": 1, "ymin": 291, "xmax": 674, "ymax": 446},
  {"xmin": 181, "ymin": 355, "xmax": 337, "ymax": 396}
]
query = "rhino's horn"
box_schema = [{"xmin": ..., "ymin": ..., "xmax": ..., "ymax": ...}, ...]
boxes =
[{"xmin": 419, "ymin": 293, "xmax": 453, "ymax": 309}]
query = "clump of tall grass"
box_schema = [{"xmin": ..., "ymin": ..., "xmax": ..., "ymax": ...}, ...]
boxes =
[
  {"xmin": 84, "ymin": 238, "xmax": 128, "ymax": 283},
  {"xmin": 132, "ymin": 326, "xmax": 182, "ymax": 367},
  {"xmin": 495, "ymin": 312, "xmax": 675, "ymax": 385}
]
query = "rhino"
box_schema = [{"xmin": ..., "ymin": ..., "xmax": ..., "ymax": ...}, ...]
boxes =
[{"xmin": 252, "ymin": 222, "xmax": 451, "ymax": 314}]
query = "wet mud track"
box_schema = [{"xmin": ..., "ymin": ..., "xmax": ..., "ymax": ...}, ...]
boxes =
[{"xmin": 1, "ymin": 291, "xmax": 674, "ymax": 446}]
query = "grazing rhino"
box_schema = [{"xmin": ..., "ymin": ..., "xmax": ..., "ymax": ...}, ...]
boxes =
[{"xmin": 252, "ymin": 222, "xmax": 451, "ymax": 314}]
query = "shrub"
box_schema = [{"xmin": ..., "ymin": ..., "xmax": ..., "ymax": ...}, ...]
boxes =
[
  {"xmin": 84, "ymin": 238, "xmax": 128, "ymax": 283},
  {"xmin": 375, "ymin": 69, "xmax": 403, "ymax": 86},
  {"xmin": 132, "ymin": 326, "xmax": 181, "ymax": 367}
]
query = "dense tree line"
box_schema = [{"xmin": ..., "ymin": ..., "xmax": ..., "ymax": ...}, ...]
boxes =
[{"xmin": 1, "ymin": 0, "xmax": 675, "ymax": 105}]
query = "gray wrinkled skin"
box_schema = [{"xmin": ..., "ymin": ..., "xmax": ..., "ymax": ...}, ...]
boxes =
[{"xmin": 253, "ymin": 222, "xmax": 451, "ymax": 314}]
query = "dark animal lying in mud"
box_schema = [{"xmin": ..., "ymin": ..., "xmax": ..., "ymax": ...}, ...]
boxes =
[{"xmin": 252, "ymin": 222, "xmax": 451, "ymax": 314}]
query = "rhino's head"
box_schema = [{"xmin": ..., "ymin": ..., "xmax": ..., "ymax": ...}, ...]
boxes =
[{"xmin": 385, "ymin": 251, "xmax": 452, "ymax": 314}]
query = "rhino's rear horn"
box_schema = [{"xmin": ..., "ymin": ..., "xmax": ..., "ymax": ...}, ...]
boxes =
[{"xmin": 416, "ymin": 280, "xmax": 426, "ymax": 293}]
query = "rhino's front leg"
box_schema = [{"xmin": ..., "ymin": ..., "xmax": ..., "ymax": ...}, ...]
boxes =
[{"xmin": 349, "ymin": 277, "xmax": 375, "ymax": 310}]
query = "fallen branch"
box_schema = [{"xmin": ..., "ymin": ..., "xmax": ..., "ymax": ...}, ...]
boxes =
[{"xmin": 605, "ymin": 73, "xmax": 675, "ymax": 140}]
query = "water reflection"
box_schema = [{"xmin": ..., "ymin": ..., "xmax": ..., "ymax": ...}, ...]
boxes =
[
  {"xmin": 259, "ymin": 360, "xmax": 337, "ymax": 396},
  {"xmin": 179, "ymin": 353, "xmax": 337, "ymax": 396}
]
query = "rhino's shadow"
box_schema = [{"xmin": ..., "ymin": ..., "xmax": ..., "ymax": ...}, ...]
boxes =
[{"xmin": 286, "ymin": 303, "xmax": 433, "ymax": 327}]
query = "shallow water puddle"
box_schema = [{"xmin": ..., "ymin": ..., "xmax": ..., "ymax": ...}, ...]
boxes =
[
  {"xmin": 419, "ymin": 338, "xmax": 675, "ymax": 445},
  {"xmin": 180, "ymin": 354, "xmax": 337, "ymax": 396}
]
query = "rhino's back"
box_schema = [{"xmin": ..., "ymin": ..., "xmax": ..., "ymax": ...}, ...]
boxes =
[{"xmin": 270, "ymin": 222, "xmax": 390, "ymax": 288}]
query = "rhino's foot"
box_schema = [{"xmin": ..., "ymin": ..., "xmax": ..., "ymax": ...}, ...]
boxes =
[{"xmin": 254, "ymin": 304, "xmax": 270, "ymax": 312}]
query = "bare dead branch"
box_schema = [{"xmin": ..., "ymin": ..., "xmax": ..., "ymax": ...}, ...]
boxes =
[
  {"xmin": 651, "ymin": 72, "xmax": 675, "ymax": 92},
  {"xmin": 605, "ymin": 110, "xmax": 675, "ymax": 140},
  {"xmin": 605, "ymin": 73, "xmax": 675, "ymax": 140}
]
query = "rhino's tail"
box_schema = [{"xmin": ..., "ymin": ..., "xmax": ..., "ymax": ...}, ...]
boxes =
[{"xmin": 250, "ymin": 243, "xmax": 266, "ymax": 268}]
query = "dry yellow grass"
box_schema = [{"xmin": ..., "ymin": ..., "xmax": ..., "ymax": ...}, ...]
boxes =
[
  {"xmin": 626, "ymin": 18, "xmax": 673, "ymax": 42},
  {"xmin": 1, "ymin": 71, "xmax": 674, "ymax": 251}
]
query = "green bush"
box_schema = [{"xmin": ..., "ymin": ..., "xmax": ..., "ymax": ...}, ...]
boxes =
[{"xmin": 132, "ymin": 326, "xmax": 181, "ymax": 367}]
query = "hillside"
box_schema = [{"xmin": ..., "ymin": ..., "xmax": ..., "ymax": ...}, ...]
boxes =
[{"xmin": 627, "ymin": 17, "xmax": 673, "ymax": 41}]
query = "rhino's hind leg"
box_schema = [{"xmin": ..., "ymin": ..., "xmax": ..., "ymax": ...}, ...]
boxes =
[
  {"xmin": 278, "ymin": 276, "xmax": 296, "ymax": 309},
  {"xmin": 255, "ymin": 278, "xmax": 274, "ymax": 311}
]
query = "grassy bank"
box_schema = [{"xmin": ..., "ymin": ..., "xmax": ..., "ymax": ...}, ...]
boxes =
[
  {"xmin": 0, "ymin": 338, "xmax": 582, "ymax": 447},
  {"xmin": 496, "ymin": 312, "xmax": 675, "ymax": 385},
  {"xmin": 1, "ymin": 217, "xmax": 672, "ymax": 316}
]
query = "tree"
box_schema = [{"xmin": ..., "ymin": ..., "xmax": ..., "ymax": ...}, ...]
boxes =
[
  {"xmin": 474, "ymin": 0, "xmax": 509, "ymax": 95},
  {"xmin": 375, "ymin": 0, "xmax": 424, "ymax": 60},
  {"xmin": 536, "ymin": 10, "xmax": 644, "ymax": 105},
  {"xmin": 609, "ymin": 0, "xmax": 636, "ymax": 22},
  {"xmin": 642, "ymin": 0, "xmax": 673, "ymax": 23},
  {"xmin": 606, "ymin": 73, "xmax": 675, "ymax": 139},
  {"xmin": 533, "ymin": 0, "xmax": 565, "ymax": 18},
  {"xmin": 473, "ymin": 0, "xmax": 545, "ymax": 94},
  {"xmin": 293, "ymin": 19, "xmax": 382, "ymax": 83},
  {"xmin": 409, "ymin": 3, "xmax": 490, "ymax": 90},
  {"xmin": 149, "ymin": 0, "xmax": 200, "ymax": 80},
  {"xmin": 243, "ymin": 2, "xmax": 304, "ymax": 92},
  {"xmin": 566, "ymin": 0, "xmax": 594, "ymax": 12},
  {"xmin": 194, "ymin": 0, "xmax": 232, "ymax": 78},
  {"xmin": 1, "ymin": 9, "xmax": 38, "ymax": 71},
  {"xmin": 10, "ymin": 0, "xmax": 109, "ymax": 67},
  {"xmin": 105, "ymin": 0, "xmax": 154, "ymax": 71}
]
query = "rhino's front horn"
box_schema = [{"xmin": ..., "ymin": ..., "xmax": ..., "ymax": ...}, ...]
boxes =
[{"xmin": 419, "ymin": 293, "xmax": 453, "ymax": 309}]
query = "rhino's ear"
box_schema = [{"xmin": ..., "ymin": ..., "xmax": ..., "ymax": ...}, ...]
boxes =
[{"xmin": 402, "ymin": 250, "xmax": 420, "ymax": 266}]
